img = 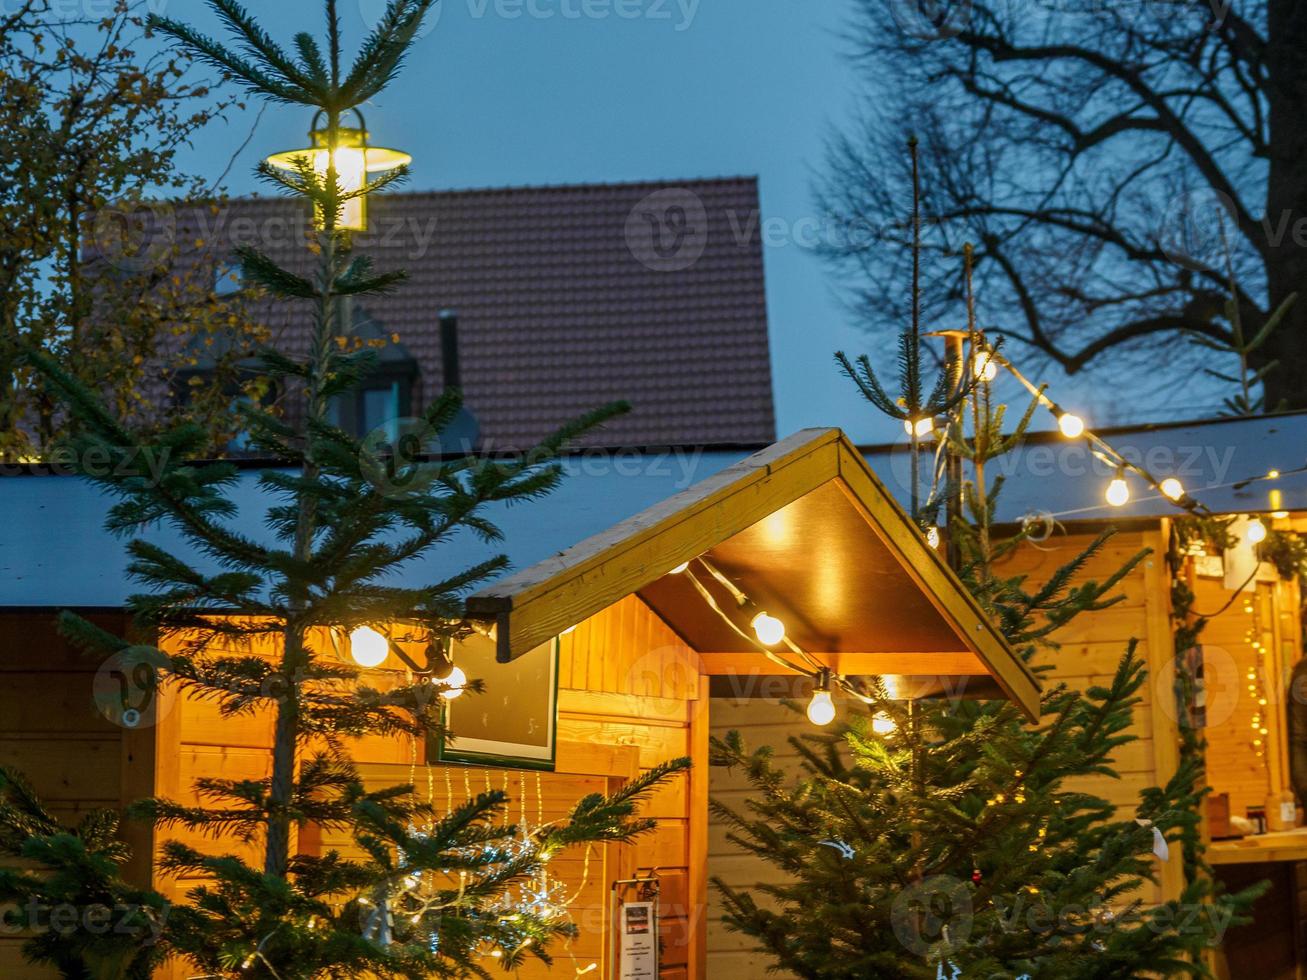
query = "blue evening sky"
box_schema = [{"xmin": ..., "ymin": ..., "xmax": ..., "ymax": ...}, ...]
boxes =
[{"xmin": 159, "ymin": 0, "xmax": 1218, "ymax": 444}]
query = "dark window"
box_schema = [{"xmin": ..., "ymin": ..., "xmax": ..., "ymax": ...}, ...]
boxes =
[
  {"xmin": 330, "ymin": 313, "xmax": 421, "ymax": 440},
  {"xmin": 327, "ymin": 371, "xmax": 413, "ymax": 441}
]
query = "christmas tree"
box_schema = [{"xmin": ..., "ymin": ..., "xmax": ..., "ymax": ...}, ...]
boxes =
[
  {"xmin": 12, "ymin": 1, "xmax": 688, "ymax": 976},
  {"xmin": 709, "ymin": 143, "xmax": 1258, "ymax": 978},
  {"xmin": 0, "ymin": 767, "xmax": 170, "ymax": 980}
]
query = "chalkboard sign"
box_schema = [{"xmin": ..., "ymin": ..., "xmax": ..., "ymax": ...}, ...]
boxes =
[{"xmin": 430, "ymin": 634, "xmax": 558, "ymax": 770}]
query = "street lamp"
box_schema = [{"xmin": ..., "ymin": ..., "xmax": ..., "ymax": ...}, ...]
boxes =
[{"xmin": 266, "ymin": 108, "xmax": 411, "ymax": 232}]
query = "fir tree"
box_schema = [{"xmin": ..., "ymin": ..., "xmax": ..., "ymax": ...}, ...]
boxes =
[
  {"xmin": 11, "ymin": 1, "xmax": 689, "ymax": 976},
  {"xmin": 710, "ymin": 159, "xmax": 1257, "ymax": 978},
  {"xmin": 0, "ymin": 768, "xmax": 169, "ymax": 980}
]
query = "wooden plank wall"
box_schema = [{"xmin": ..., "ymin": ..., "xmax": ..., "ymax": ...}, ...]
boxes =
[
  {"xmin": 705, "ymin": 526, "xmax": 1182, "ymax": 979},
  {"xmin": 706, "ymin": 695, "xmax": 816, "ymax": 979},
  {"xmin": 0, "ymin": 612, "xmax": 147, "ymax": 980},
  {"xmin": 996, "ymin": 526, "xmax": 1181, "ymax": 907},
  {"xmin": 1195, "ymin": 573, "xmax": 1300, "ymax": 822},
  {"xmin": 152, "ymin": 594, "xmax": 706, "ymax": 980}
]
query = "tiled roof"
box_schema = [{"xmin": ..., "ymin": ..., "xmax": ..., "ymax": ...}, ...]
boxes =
[{"xmin": 176, "ymin": 177, "xmax": 775, "ymax": 449}]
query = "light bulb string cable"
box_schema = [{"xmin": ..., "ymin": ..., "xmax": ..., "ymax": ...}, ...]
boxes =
[
  {"xmin": 1186, "ymin": 565, "xmax": 1260, "ymax": 619},
  {"xmin": 986, "ymin": 347, "xmax": 1212, "ymax": 517},
  {"xmin": 692, "ymin": 558, "xmax": 828, "ymax": 674},
  {"xmin": 681, "ymin": 567, "xmax": 815, "ymax": 677},
  {"xmin": 1018, "ymin": 464, "xmax": 1305, "ymax": 524},
  {"xmin": 681, "ymin": 565, "xmax": 887, "ymax": 713}
]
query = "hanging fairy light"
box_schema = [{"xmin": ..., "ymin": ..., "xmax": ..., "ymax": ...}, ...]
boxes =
[
  {"xmin": 1246, "ymin": 591, "xmax": 1268, "ymax": 759},
  {"xmin": 972, "ymin": 348, "xmax": 998, "ymax": 382},
  {"xmin": 751, "ymin": 611, "xmax": 787, "ymax": 646},
  {"xmin": 807, "ymin": 669, "xmax": 836, "ymax": 726},
  {"xmin": 1245, "ymin": 517, "xmax": 1268, "ymax": 544},
  {"xmin": 438, "ymin": 665, "xmax": 467, "ymax": 700},
  {"xmin": 349, "ymin": 625, "xmax": 390, "ymax": 668},
  {"xmin": 1056, "ymin": 411, "xmax": 1085, "ymax": 438},
  {"xmin": 1105, "ymin": 472, "xmax": 1130, "ymax": 508},
  {"xmin": 425, "ymin": 638, "xmax": 468, "ymax": 699},
  {"xmin": 1160, "ymin": 478, "xmax": 1184, "ymax": 501},
  {"xmin": 926, "ymin": 525, "xmax": 941, "ymax": 549},
  {"xmin": 871, "ymin": 712, "xmax": 897, "ymax": 736}
]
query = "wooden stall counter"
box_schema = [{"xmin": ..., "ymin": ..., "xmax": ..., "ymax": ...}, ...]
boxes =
[{"xmin": 1209, "ymin": 828, "xmax": 1307, "ymax": 866}]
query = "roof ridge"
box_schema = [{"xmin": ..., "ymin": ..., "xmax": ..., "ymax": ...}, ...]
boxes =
[{"xmin": 217, "ymin": 175, "xmax": 760, "ymax": 205}]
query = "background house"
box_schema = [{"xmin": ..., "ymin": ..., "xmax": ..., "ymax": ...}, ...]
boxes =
[{"xmin": 174, "ymin": 177, "xmax": 776, "ymax": 450}]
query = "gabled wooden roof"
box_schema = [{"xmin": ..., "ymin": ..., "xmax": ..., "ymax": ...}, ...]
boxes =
[{"xmin": 467, "ymin": 428, "xmax": 1040, "ymax": 719}]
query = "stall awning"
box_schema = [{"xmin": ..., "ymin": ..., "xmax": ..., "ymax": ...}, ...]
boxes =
[{"xmin": 467, "ymin": 428, "xmax": 1040, "ymax": 719}]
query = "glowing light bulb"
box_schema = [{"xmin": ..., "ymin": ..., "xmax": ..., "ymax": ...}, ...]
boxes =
[
  {"xmin": 1246, "ymin": 518, "xmax": 1267, "ymax": 544},
  {"xmin": 926, "ymin": 525, "xmax": 941, "ymax": 549},
  {"xmin": 903, "ymin": 417, "xmax": 934, "ymax": 437},
  {"xmin": 349, "ymin": 625, "xmax": 389, "ymax": 668},
  {"xmin": 1159, "ymin": 478, "xmax": 1184, "ymax": 501},
  {"xmin": 312, "ymin": 146, "xmax": 367, "ymax": 229},
  {"xmin": 1057, "ymin": 413, "xmax": 1085, "ymax": 438},
  {"xmin": 670, "ymin": 561, "xmax": 690, "ymax": 574},
  {"xmin": 1105, "ymin": 477, "xmax": 1130, "ymax": 507},
  {"xmin": 871, "ymin": 712, "xmax": 897, "ymax": 736},
  {"xmin": 440, "ymin": 665, "xmax": 468, "ymax": 700},
  {"xmin": 751, "ymin": 612, "xmax": 786, "ymax": 646},
  {"xmin": 973, "ymin": 351, "xmax": 997, "ymax": 382},
  {"xmin": 1269, "ymin": 469, "xmax": 1281, "ymax": 480},
  {"xmin": 807, "ymin": 688, "xmax": 836, "ymax": 726}
]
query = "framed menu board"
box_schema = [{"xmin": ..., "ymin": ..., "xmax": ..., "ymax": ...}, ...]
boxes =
[{"xmin": 431, "ymin": 634, "xmax": 558, "ymax": 770}]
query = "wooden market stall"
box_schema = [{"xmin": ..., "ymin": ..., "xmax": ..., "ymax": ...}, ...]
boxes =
[
  {"xmin": 0, "ymin": 428, "xmax": 1037, "ymax": 980},
  {"xmin": 711, "ymin": 413, "xmax": 1307, "ymax": 977}
]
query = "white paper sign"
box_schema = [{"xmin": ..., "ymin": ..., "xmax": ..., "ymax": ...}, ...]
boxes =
[{"xmin": 618, "ymin": 900, "xmax": 658, "ymax": 979}]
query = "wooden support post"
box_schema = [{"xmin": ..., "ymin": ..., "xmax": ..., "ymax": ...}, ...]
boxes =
[
  {"xmin": 685, "ymin": 675, "xmax": 710, "ymax": 980},
  {"xmin": 1143, "ymin": 526, "xmax": 1186, "ymax": 904}
]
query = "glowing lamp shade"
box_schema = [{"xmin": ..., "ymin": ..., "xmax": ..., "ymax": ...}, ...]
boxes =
[
  {"xmin": 751, "ymin": 612, "xmax": 786, "ymax": 646},
  {"xmin": 439, "ymin": 665, "xmax": 468, "ymax": 700},
  {"xmin": 1246, "ymin": 518, "xmax": 1268, "ymax": 544},
  {"xmin": 903, "ymin": 417, "xmax": 935, "ymax": 438},
  {"xmin": 348, "ymin": 625, "xmax": 389, "ymax": 668},
  {"xmin": 1105, "ymin": 477, "xmax": 1130, "ymax": 508},
  {"xmin": 1057, "ymin": 413, "xmax": 1085, "ymax": 438},
  {"xmin": 266, "ymin": 120, "xmax": 410, "ymax": 232},
  {"xmin": 1159, "ymin": 478, "xmax": 1184, "ymax": 501},
  {"xmin": 807, "ymin": 689, "xmax": 836, "ymax": 726}
]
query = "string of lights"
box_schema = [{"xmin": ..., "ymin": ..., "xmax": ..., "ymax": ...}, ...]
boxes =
[
  {"xmin": 912, "ymin": 334, "xmax": 1292, "ymax": 551},
  {"xmin": 980, "ymin": 345, "xmax": 1209, "ymax": 516},
  {"xmin": 675, "ymin": 558, "xmax": 892, "ymax": 729}
]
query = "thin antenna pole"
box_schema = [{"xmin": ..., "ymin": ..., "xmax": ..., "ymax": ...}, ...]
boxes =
[{"xmin": 908, "ymin": 137, "xmax": 922, "ymax": 520}]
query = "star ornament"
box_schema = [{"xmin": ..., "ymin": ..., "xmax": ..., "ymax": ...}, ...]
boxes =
[{"xmin": 818, "ymin": 839, "xmax": 855, "ymax": 860}]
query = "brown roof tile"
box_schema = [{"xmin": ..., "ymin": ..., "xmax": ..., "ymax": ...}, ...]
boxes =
[{"xmin": 178, "ymin": 177, "xmax": 775, "ymax": 449}]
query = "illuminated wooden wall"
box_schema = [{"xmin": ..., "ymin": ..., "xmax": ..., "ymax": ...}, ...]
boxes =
[
  {"xmin": 706, "ymin": 525, "xmax": 1185, "ymax": 978},
  {"xmin": 0, "ymin": 612, "xmax": 154, "ymax": 980},
  {"xmin": 146, "ymin": 594, "xmax": 707, "ymax": 980}
]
